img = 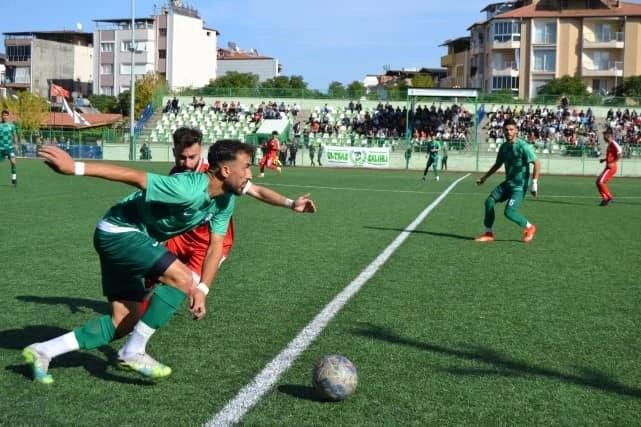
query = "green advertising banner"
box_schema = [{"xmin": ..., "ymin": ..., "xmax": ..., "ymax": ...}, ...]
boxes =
[{"xmin": 325, "ymin": 146, "xmax": 390, "ymax": 168}]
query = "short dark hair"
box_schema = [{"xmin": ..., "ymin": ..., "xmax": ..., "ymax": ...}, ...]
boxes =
[
  {"xmin": 172, "ymin": 127, "xmax": 202, "ymax": 152},
  {"xmin": 1, "ymin": 110, "xmax": 9, "ymax": 115},
  {"xmin": 503, "ymin": 118, "xmax": 517, "ymax": 128},
  {"xmin": 272, "ymin": 131, "xmax": 279, "ymax": 136},
  {"xmin": 603, "ymin": 128, "xmax": 613, "ymax": 137},
  {"xmin": 207, "ymin": 139, "xmax": 255, "ymax": 171}
]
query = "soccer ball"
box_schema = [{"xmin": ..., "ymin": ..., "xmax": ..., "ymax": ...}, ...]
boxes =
[{"xmin": 312, "ymin": 355, "xmax": 358, "ymax": 401}]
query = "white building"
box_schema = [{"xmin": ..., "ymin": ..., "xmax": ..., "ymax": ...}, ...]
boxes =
[
  {"xmin": 216, "ymin": 46, "xmax": 280, "ymax": 82},
  {"xmin": 93, "ymin": 1, "xmax": 218, "ymax": 96}
]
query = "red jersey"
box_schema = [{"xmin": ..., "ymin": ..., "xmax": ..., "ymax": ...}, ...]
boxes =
[
  {"xmin": 266, "ymin": 138, "xmax": 279, "ymax": 156},
  {"xmin": 605, "ymin": 140, "xmax": 622, "ymax": 164},
  {"xmin": 169, "ymin": 158, "xmax": 210, "ymax": 246}
]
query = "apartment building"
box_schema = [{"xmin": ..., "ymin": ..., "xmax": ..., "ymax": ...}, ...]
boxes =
[
  {"xmin": 93, "ymin": 1, "xmax": 218, "ymax": 96},
  {"xmin": 216, "ymin": 45, "xmax": 280, "ymax": 82},
  {"xmin": 3, "ymin": 31, "xmax": 93, "ymax": 98},
  {"xmin": 443, "ymin": 0, "xmax": 641, "ymax": 100},
  {"xmin": 440, "ymin": 37, "xmax": 471, "ymax": 88}
]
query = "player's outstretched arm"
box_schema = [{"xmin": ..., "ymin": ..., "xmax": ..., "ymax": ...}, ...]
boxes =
[
  {"xmin": 246, "ymin": 182, "xmax": 317, "ymax": 213},
  {"xmin": 476, "ymin": 162, "xmax": 502, "ymax": 185},
  {"xmin": 39, "ymin": 146, "xmax": 148, "ymax": 189}
]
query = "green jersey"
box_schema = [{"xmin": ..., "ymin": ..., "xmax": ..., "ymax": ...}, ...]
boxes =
[
  {"xmin": 495, "ymin": 138, "xmax": 536, "ymax": 187},
  {"xmin": 101, "ymin": 172, "xmax": 234, "ymax": 242},
  {"xmin": 0, "ymin": 122, "xmax": 17, "ymax": 149},
  {"xmin": 428, "ymin": 140, "xmax": 441, "ymax": 159}
]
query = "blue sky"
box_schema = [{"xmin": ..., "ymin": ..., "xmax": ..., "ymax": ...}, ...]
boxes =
[{"xmin": 3, "ymin": 0, "xmax": 638, "ymax": 90}]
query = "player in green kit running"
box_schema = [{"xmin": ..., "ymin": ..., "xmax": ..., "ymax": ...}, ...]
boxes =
[
  {"xmin": 23, "ymin": 139, "xmax": 316, "ymax": 384},
  {"xmin": 421, "ymin": 137, "xmax": 440, "ymax": 182},
  {"xmin": 475, "ymin": 118, "xmax": 540, "ymax": 243},
  {"xmin": 0, "ymin": 110, "xmax": 18, "ymax": 186}
]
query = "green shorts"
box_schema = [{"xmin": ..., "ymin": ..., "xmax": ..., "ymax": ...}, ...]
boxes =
[
  {"xmin": 490, "ymin": 181, "xmax": 526, "ymax": 209},
  {"xmin": 0, "ymin": 148, "xmax": 15, "ymax": 160},
  {"xmin": 93, "ymin": 228, "xmax": 177, "ymax": 302}
]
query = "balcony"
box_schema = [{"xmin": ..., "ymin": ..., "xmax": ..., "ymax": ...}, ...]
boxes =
[
  {"xmin": 441, "ymin": 54, "xmax": 456, "ymax": 67},
  {"xmin": 470, "ymin": 41, "xmax": 485, "ymax": 55},
  {"xmin": 583, "ymin": 61, "xmax": 624, "ymax": 77},
  {"xmin": 583, "ymin": 32, "xmax": 624, "ymax": 49},
  {"xmin": 490, "ymin": 37, "xmax": 521, "ymax": 50},
  {"xmin": 493, "ymin": 61, "xmax": 519, "ymax": 77}
]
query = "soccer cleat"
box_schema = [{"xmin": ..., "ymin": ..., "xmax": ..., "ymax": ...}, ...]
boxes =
[
  {"xmin": 276, "ymin": 166, "xmax": 282, "ymax": 174},
  {"xmin": 474, "ymin": 232, "xmax": 495, "ymax": 242},
  {"xmin": 523, "ymin": 224, "xmax": 537, "ymax": 243},
  {"xmin": 435, "ymin": 176, "xmax": 440, "ymax": 182},
  {"xmin": 599, "ymin": 199, "xmax": 613, "ymax": 206},
  {"xmin": 421, "ymin": 176, "xmax": 426, "ymax": 182},
  {"xmin": 117, "ymin": 352, "xmax": 172, "ymax": 379},
  {"xmin": 23, "ymin": 345, "xmax": 54, "ymax": 384},
  {"xmin": 259, "ymin": 173, "xmax": 265, "ymax": 178}
]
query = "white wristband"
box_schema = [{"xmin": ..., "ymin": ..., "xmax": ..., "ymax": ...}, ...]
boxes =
[
  {"xmin": 284, "ymin": 198, "xmax": 294, "ymax": 208},
  {"xmin": 74, "ymin": 162, "xmax": 85, "ymax": 176},
  {"xmin": 197, "ymin": 282, "xmax": 209, "ymax": 296},
  {"xmin": 531, "ymin": 179, "xmax": 538, "ymax": 192}
]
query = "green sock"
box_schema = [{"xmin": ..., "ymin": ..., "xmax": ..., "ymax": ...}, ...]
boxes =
[
  {"xmin": 11, "ymin": 164, "xmax": 16, "ymax": 174},
  {"xmin": 141, "ymin": 285, "xmax": 187, "ymax": 329},
  {"xmin": 73, "ymin": 315, "xmax": 116, "ymax": 350}
]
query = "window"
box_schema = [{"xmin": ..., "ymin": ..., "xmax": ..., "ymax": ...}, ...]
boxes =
[
  {"xmin": 100, "ymin": 42, "xmax": 114, "ymax": 53},
  {"xmin": 534, "ymin": 22, "xmax": 556, "ymax": 44},
  {"xmin": 6, "ymin": 45, "xmax": 31, "ymax": 61},
  {"xmin": 492, "ymin": 20, "xmax": 521, "ymax": 43},
  {"xmin": 159, "ymin": 28, "xmax": 167, "ymax": 36},
  {"xmin": 120, "ymin": 63, "xmax": 154, "ymax": 76},
  {"xmin": 101, "ymin": 86, "xmax": 113, "ymax": 96},
  {"xmin": 158, "ymin": 49, "xmax": 166, "ymax": 59},
  {"xmin": 594, "ymin": 23, "xmax": 612, "ymax": 43},
  {"xmin": 533, "ymin": 49, "xmax": 556, "ymax": 72},
  {"xmin": 492, "ymin": 76, "xmax": 519, "ymax": 91},
  {"xmin": 100, "ymin": 64, "xmax": 113, "ymax": 75},
  {"xmin": 121, "ymin": 41, "xmax": 148, "ymax": 52},
  {"xmin": 592, "ymin": 51, "xmax": 610, "ymax": 70}
]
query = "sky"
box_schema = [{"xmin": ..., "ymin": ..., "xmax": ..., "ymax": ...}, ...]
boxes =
[{"xmin": 2, "ymin": 0, "xmax": 638, "ymax": 90}]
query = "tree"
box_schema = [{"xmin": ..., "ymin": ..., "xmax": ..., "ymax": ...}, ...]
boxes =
[
  {"xmin": 88, "ymin": 94, "xmax": 119, "ymax": 113},
  {"xmin": 328, "ymin": 81, "xmax": 347, "ymax": 98},
  {"xmin": 411, "ymin": 74, "xmax": 434, "ymax": 88},
  {"xmin": 621, "ymin": 75, "xmax": 641, "ymax": 97},
  {"xmin": 346, "ymin": 81, "xmax": 366, "ymax": 99},
  {"xmin": 209, "ymin": 71, "xmax": 260, "ymax": 88},
  {"xmin": 3, "ymin": 92, "xmax": 48, "ymax": 136},
  {"xmin": 537, "ymin": 75, "xmax": 588, "ymax": 96},
  {"xmin": 116, "ymin": 72, "xmax": 166, "ymax": 118}
]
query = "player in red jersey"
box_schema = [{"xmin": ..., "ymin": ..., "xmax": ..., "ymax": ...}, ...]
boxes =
[
  {"xmin": 596, "ymin": 128, "xmax": 622, "ymax": 206},
  {"xmin": 142, "ymin": 127, "xmax": 315, "ymax": 311},
  {"xmin": 259, "ymin": 130, "xmax": 282, "ymax": 178}
]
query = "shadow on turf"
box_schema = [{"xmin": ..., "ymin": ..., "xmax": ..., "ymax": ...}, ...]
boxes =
[
  {"xmin": 353, "ymin": 323, "xmax": 641, "ymax": 399},
  {"xmin": 16, "ymin": 295, "xmax": 109, "ymax": 315},
  {"xmin": 1, "ymin": 325, "xmax": 155, "ymax": 386},
  {"xmin": 364, "ymin": 226, "xmax": 472, "ymax": 241},
  {"xmin": 278, "ymin": 385, "xmax": 328, "ymax": 402}
]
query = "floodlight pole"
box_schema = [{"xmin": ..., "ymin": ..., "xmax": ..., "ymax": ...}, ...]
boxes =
[{"xmin": 129, "ymin": 0, "xmax": 136, "ymax": 160}]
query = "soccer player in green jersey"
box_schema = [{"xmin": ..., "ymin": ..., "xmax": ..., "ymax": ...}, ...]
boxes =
[
  {"xmin": 421, "ymin": 137, "xmax": 441, "ymax": 182},
  {"xmin": 23, "ymin": 138, "xmax": 316, "ymax": 384},
  {"xmin": 0, "ymin": 110, "xmax": 18, "ymax": 186},
  {"xmin": 475, "ymin": 118, "xmax": 540, "ymax": 243}
]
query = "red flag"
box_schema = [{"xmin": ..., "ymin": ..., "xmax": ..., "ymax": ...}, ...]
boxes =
[{"xmin": 50, "ymin": 83, "xmax": 71, "ymax": 99}]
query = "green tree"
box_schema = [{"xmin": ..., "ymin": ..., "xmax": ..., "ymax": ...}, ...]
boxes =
[
  {"xmin": 411, "ymin": 74, "xmax": 434, "ymax": 88},
  {"xmin": 537, "ymin": 75, "xmax": 588, "ymax": 96},
  {"xmin": 621, "ymin": 75, "xmax": 641, "ymax": 97},
  {"xmin": 116, "ymin": 72, "xmax": 166, "ymax": 118},
  {"xmin": 88, "ymin": 94, "xmax": 118, "ymax": 113},
  {"xmin": 4, "ymin": 92, "xmax": 48, "ymax": 135},
  {"xmin": 387, "ymin": 79, "xmax": 409, "ymax": 101},
  {"xmin": 328, "ymin": 81, "xmax": 347, "ymax": 98},
  {"xmin": 209, "ymin": 71, "xmax": 260, "ymax": 88},
  {"xmin": 346, "ymin": 81, "xmax": 366, "ymax": 99}
]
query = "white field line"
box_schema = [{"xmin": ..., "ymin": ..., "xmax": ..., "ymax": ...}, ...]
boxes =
[{"xmin": 205, "ymin": 174, "xmax": 471, "ymax": 427}]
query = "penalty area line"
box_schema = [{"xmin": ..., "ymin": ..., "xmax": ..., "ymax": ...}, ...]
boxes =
[{"xmin": 205, "ymin": 174, "xmax": 471, "ymax": 427}]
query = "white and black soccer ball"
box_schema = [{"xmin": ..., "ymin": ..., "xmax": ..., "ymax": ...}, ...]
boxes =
[{"xmin": 312, "ymin": 355, "xmax": 358, "ymax": 401}]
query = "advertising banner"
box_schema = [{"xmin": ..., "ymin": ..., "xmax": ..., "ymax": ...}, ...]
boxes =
[{"xmin": 325, "ymin": 146, "xmax": 390, "ymax": 168}]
